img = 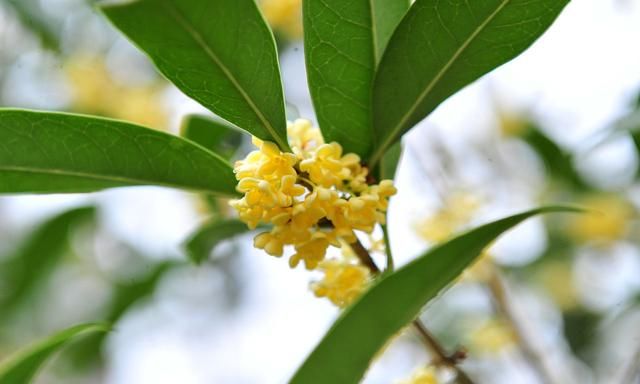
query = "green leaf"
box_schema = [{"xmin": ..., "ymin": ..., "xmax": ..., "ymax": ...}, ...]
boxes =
[
  {"xmin": 379, "ymin": 141, "xmax": 402, "ymax": 180},
  {"xmin": 303, "ymin": 0, "xmax": 409, "ymax": 157},
  {"xmin": 369, "ymin": 0, "xmax": 570, "ymax": 166},
  {"xmin": 180, "ymin": 114, "xmax": 244, "ymax": 160},
  {"xmin": 290, "ymin": 206, "xmax": 581, "ymax": 384},
  {"xmin": 0, "ymin": 109, "xmax": 237, "ymax": 196},
  {"xmin": 0, "ymin": 323, "xmax": 109, "ymax": 384},
  {"xmin": 0, "ymin": 206, "xmax": 95, "ymax": 315},
  {"xmin": 184, "ymin": 219, "xmax": 251, "ymax": 264},
  {"xmin": 102, "ymin": 0, "xmax": 290, "ymax": 151},
  {"xmin": 520, "ymin": 123, "xmax": 589, "ymax": 190}
]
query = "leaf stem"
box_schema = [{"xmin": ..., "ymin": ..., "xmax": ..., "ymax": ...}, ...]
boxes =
[
  {"xmin": 486, "ymin": 266, "xmax": 557, "ymax": 384},
  {"xmin": 348, "ymin": 237, "xmax": 475, "ymax": 384},
  {"xmin": 381, "ymin": 222, "xmax": 394, "ymax": 272}
]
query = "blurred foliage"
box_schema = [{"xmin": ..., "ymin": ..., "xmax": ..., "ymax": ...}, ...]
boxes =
[{"xmin": 0, "ymin": 207, "xmax": 96, "ymax": 319}]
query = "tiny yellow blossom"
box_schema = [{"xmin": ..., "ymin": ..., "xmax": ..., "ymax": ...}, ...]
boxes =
[
  {"xmin": 287, "ymin": 119, "xmax": 324, "ymax": 157},
  {"xmin": 311, "ymin": 258, "xmax": 371, "ymax": 307},
  {"xmin": 568, "ymin": 195, "xmax": 634, "ymax": 245},
  {"xmin": 415, "ymin": 192, "xmax": 481, "ymax": 243},
  {"xmin": 230, "ymin": 119, "xmax": 396, "ymax": 270},
  {"xmin": 258, "ymin": 0, "xmax": 303, "ymax": 39},
  {"xmin": 468, "ymin": 319, "xmax": 516, "ymax": 354},
  {"xmin": 395, "ymin": 366, "xmax": 439, "ymax": 384}
]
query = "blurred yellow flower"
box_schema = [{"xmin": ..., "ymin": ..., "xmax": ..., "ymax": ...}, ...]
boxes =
[
  {"xmin": 64, "ymin": 55, "xmax": 168, "ymax": 130},
  {"xmin": 497, "ymin": 110, "xmax": 528, "ymax": 137},
  {"xmin": 259, "ymin": 0, "xmax": 303, "ymax": 39},
  {"xmin": 415, "ymin": 192, "xmax": 481, "ymax": 243},
  {"xmin": 230, "ymin": 119, "xmax": 396, "ymax": 270},
  {"xmin": 468, "ymin": 319, "xmax": 516, "ymax": 354},
  {"xmin": 396, "ymin": 366, "xmax": 439, "ymax": 384},
  {"xmin": 534, "ymin": 260, "xmax": 578, "ymax": 310},
  {"xmin": 567, "ymin": 194, "xmax": 634, "ymax": 245}
]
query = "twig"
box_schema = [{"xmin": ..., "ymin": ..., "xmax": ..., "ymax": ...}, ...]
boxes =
[
  {"xmin": 349, "ymin": 237, "xmax": 475, "ymax": 384},
  {"xmin": 487, "ymin": 266, "xmax": 557, "ymax": 384},
  {"xmin": 381, "ymin": 222, "xmax": 394, "ymax": 273},
  {"xmin": 620, "ymin": 340, "xmax": 640, "ymax": 384}
]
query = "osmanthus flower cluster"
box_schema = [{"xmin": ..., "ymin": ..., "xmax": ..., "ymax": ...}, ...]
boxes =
[{"xmin": 230, "ymin": 119, "xmax": 396, "ymax": 306}]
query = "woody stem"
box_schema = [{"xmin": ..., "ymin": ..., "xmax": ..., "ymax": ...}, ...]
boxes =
[{"xmin": 349, "ymin": 237, "xmax": 475, "ymax": 384}]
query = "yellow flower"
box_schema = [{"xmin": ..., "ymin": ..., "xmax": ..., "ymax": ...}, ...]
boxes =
[
  {"xmin": 497, "ymin": 110, "xmax": 528, "ymax": 137},
  {"xmin": 290, "ymin": 232, "xmax": 333, "ymax": 270},
  {"xmin": 230, "ymin": 119, "xmax": 396, "ymax": 270},
  {"xmin": 300, "ymin": 143, "xmax": 352, "ymax": 187},
  {"xmin": 64, "ymin": 55, "xmax": 167, "ymax": 129},
  {"xmin": 415, "ymin": 192, "xmax": 481, "ymax": 243},
  {"xmin": 311, "ymin": 258, "xmax": 371, "ymax": 307},
  {"xmin": 468, "ymin": 319, "xmax": 515, "ymax": 355},
  {"xmin": 395, "ymin": 366, "xmax": 439, "ymax": 384},
  {"xmin": 568, "ymin": 194, "xmax": 634, "ymax": 245},
  {"xmin": 534, "ymin": 261, "xmax": 578, "ymax": 310},
  {"xmin": 287, "ymin": 119, "xmax": 324, "ymax": 157},
  {"xmin": 258, "ymin": 0, "xmax": 303, "ymax": 39}
]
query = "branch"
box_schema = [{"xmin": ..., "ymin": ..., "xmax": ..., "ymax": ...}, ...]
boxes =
[
  {"xmin": 349, "ymin": 237, "xmax": 475, "ymax": 384},
  {"xmin": 487, "ymin": 266, "xmax": 557, "ymax": 384}
]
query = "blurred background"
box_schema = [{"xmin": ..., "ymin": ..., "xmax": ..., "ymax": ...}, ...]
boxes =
[{"xmin": 1, "ymin": 0, "xmax": 640, "ymax": 383}]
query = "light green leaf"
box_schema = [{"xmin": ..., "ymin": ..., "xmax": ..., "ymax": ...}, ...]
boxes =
[
  {"xmin": 291, "ymin": 206, "xmax": 581, "ymax": 384},
  {"xmin": 303, "ymin": 0, "xmax": 409, "ymax": 157},
  {"xmin": 369, "ymin": 0, "xmax": 570, "ymax": 166},
  {"xmin": 0, "ymin": 109, "xmax": 237, "ymax": 196},
  {"xmin": 0, "ymin": 323, "xmax": 109, "ymax": 384},
  {"xmin": 102, "ymin": 0, "xmax": 289, "ymax": 150},
  {"xmin": 370, "ymin": 0, "xmax": 410, "ymax": 62},
  {"xmin": 180, "ymin": 114, "xmax": 244, "ymax": 160},
  {"xmin": 184, "ymin": 219, "xmax": 251, "ymax": 265}
]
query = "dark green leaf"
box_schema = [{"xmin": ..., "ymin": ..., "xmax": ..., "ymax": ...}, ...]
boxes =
[
  {"xmin": 184, "ymin": 219, "xmax": 250, "ymax": 264},
  {"xmin": 180, "ymin": 114, "xmax": 243, "ymax": 160},
  {"xmin": 0, "ymin": 109, "xmax": 237, "ymax": 196},
  {"xmin": 369, "ymin": 0, "xmax": 569, "ymax": 165},
  {"xmin": 563, "ymin": 309, "xmax": 600, "ymax": 362},
  {"xmin": 291, "ymin": 206, "xmax": 581, "ymax": 384},
  {"xmin": 0, "ymin": 206, "xmax": 95, "ymax": 315},
  {"xmin": 102, "ymin": 0, "xmax": 289, "ymax": 150},
  {"xmin": 0, "ymin": 323, "xmax": 109, "ymax": 384},
  {"xmin": 303, "ymin": 0, "xmax": 409, "ymax": 156}
]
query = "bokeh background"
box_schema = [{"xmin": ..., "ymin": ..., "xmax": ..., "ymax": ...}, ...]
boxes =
[{"xmin": 1, "ymin": 0, "xmax": 640, "ymax": 383}]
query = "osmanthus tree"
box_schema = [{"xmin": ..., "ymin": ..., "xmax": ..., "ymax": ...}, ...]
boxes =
[{"xmin": 0, "ymin": 0, "xmax": 578, "ymax": 383}]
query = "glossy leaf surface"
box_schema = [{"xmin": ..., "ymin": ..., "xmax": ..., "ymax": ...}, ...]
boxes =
[
  {"xmin": 0, "ymin": 110, "xmax": 237, "ymax": 195},
  {"xmin": 369, "ymin": 0, "xmax": 570, "ymax": 165},
  {"xmin": 291, "ymin": 206, "xmax": 580, "ymax": 384},
  {"xmin": 103, "ymin": 0, "xmax": 289, "ymax": 150}
]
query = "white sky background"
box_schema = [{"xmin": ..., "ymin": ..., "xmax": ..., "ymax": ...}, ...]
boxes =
[{"xmin": 2, "ymin": 0, "xmax": 640, "ymax": 383}]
